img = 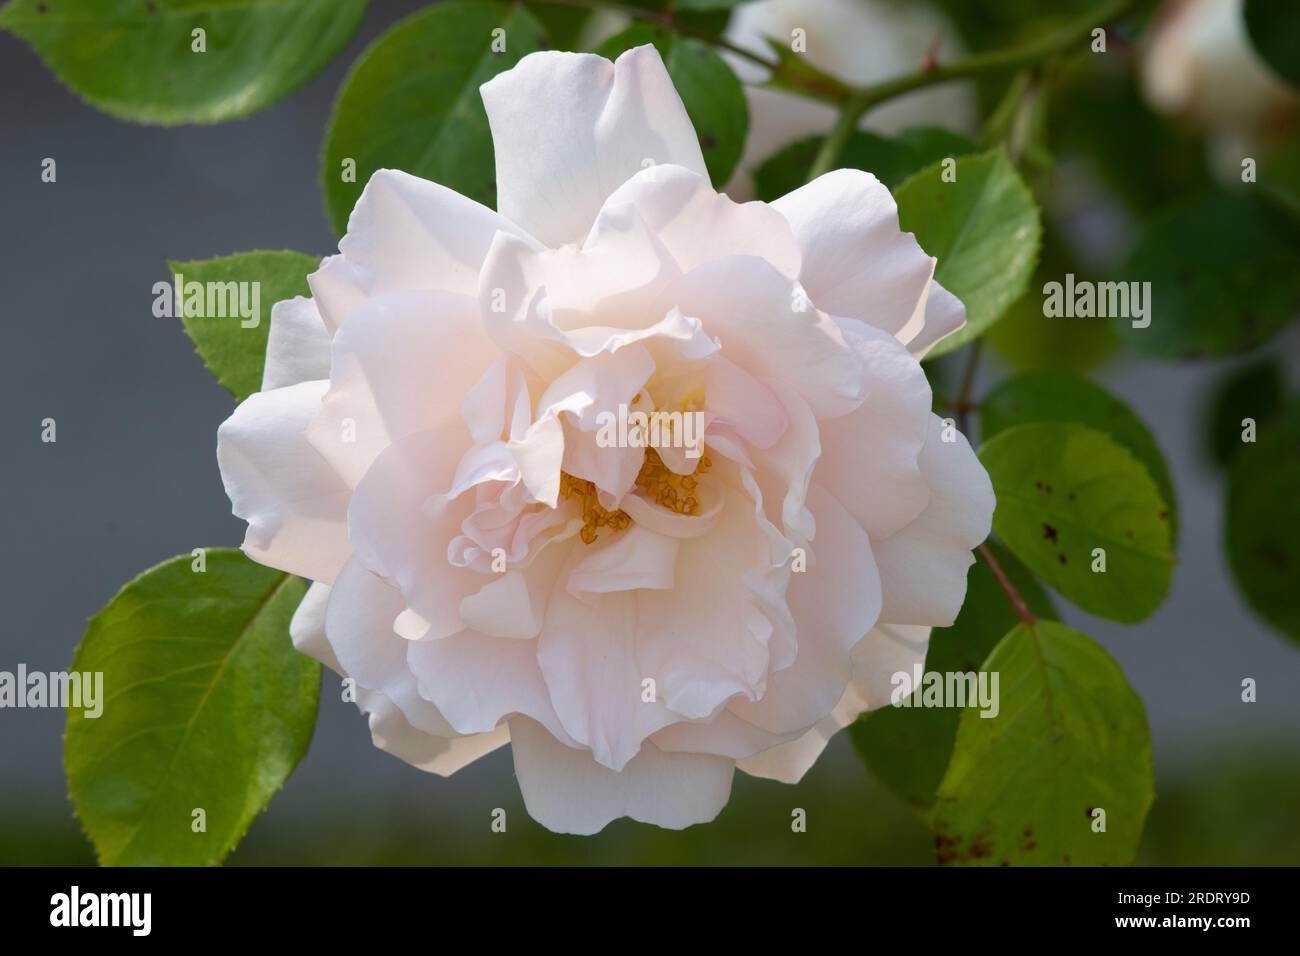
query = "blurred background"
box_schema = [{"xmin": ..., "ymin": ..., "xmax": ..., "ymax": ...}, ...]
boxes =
[{"xmin": 2, "ymin": 0, "xmax": 1298, "ymax": 865}]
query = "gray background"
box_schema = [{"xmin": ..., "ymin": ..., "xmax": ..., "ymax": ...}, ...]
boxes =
[{"xmin": 2, "ymin": 1, "xmax": 1297, "ymax": 863}]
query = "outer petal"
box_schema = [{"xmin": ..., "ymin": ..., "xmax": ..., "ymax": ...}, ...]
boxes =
[
  {"xmin": 773, "ymin": 169, "xmax": 935, "ymax": 340},
  {"xmin": 347, "ymin": 425, "xmax": 483, "ymax": 639},
  {"xmin": 901, "ymin": 279, "xmax": 966, "ymax": 359},
  {"xmin": 665, "ymin": 256, "xmax": 865, "ymax": 419},
  {"xmin": 309, "ymin": 289, "xmax": 499, "ymax": 487},
  {"xmin": 728, "ymin": 483, "xmax": 882, "ymax": 734},
  {"xmin": 599, "ymin": 164, "xmax": 801, "ymax": 277},
  {"xmin": 360, "ymin": 692, "xmax": 510, "ymax": 777},
  {"xmin": 289, "ymin": 580, "xmax": 507, "ymax": 777},
  {"xmin": 309, "ymin": 168, "xmax": 536, "ymax": 334},
  {"xmin": 510, "ymin": 716, "xmax": 734, "ymax": 835},
  {"xmin": 261, "ymin": 296, "xmax": 332, "ymax": 391},
  {"xmin": 481, "ymin": 46, "xmax": 707, "ymax": 248},
  {"xmin": 738, "ymin": 623, "xmax": 930, "ymax": 783},
  {"xmin": 815, "ymin": 318, "xmax": 932, "ymax": 540},
  {"xmin": 217, "ymin": 380, "xmax": 351, "ymax": 584},
  {"xmin": 873, "ymin": 414, "xmax": 994, "ymax": 626}
]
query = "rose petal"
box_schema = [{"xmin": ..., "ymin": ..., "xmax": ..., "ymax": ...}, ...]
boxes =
[
  {"xmin": 510, "ymin": 716, "xmax": 734, "ymax": 835},
  {"xmin": 217, "ymin": 380, "xmax": 351, "ymax": 584},
  {"xmin": 481, "ymin": 45, "xmax": 707, "ymax": 248}
]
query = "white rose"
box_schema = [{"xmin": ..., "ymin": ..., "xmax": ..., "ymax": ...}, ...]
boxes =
[
  {"xmin": 217, "ymin": 45, "xmax": 993, "ymax": 834},
  {"xmin": 1141, "ymin": 0, "xmax": 1297, "ymax": 167}
]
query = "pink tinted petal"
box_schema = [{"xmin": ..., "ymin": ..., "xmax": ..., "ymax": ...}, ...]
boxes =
[
  {"xmin": 510, "ymin": 716, "xmax": 734, "ymax": 835},
  {"xmin": 815, "ymin": 318, "xmax": 932, "ymax": 540},
  {"xmin": 261, "ymin": 296, "xmax": 332, "ymax": 391},
  {"xmin": 481, "ymin": 46, "xmax": 707, "ymax": 247},
  {"xmin": 308, "ymin": 289, "xmax": 498, "ymax": 487},
  {"xmin": 598, "ymin": 163, "xmax": 801, "ymax": 276},
  {"xmin": 217, "ymin": 380, "xmax": 351, "ymax": 584},
  {"xmin": 874, "ymin": 415, "xmax": 994, "ymax": 626},
  {"xmin": 773, "ymin": 169, "xmax": 935, "ymax": 339},
  {"xmin": 309, "ymin": 168, "xmax": 536, "ymax": 333}
]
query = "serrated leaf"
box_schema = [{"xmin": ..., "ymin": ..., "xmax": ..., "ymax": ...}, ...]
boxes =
[
  {"xmin": 168, "ymin": 249, "xmax": 319, "ymax": 401},
  {"xmin": 752, "ymin": 127, "xmax": 976, "ymax": 202},
  {"xmin": 932, "ymin": 621, "xmax": 1154, "ymax": 866},
  {"xmin": 1120, "ymin": 192, "xmax": 1300, "ymax": 358},
  {"xmin": 894, "ymin": 149, "xmax": 1041, "ymax": 358},
  {"xmin": 0, "ymin": 0, "xmax": 366, "ymax": 124},
  {"xmin": 982, "ymin": 371, "xmax": 1178, "ymax": 545},
  {"xmin": 850, "ymin": 541, "xmax": 1056, "ymax": 813},
  {"xmin": 1227, "ymin": 400, "xmax": 1300, "ymax": 644},
  {"xmin": 980, "ymin": 422, "xmax": 1174, "ymax": 623},
  {"xmin": 65, "ymin": 549, "xmax": 317, "ymax": 866},
  {"xmin": 322, "ymin": 1, "xmax": 547, "ymax": 236},
  {"xmin": 595, "ymin": 25, "xmax": 747, "ymax": 188}
]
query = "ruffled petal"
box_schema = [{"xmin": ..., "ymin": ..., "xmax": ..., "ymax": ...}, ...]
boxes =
[
  {"xmin": 873, "ymin": 414, "xmax": 993, "ymax": 626},
  {"xmin": 261, "ymin": 296, "xmax": 332, "ymax": 391},
  {"xmin": 216, "ymin": 380, "xmax": 351, "ymax": 584},
  {"xmin": 510, "ymin": 716, "xmax": 734, "ymax": 835},
  {"xmin": 481, "ymin": 45, "xmax": 707, "ymax": 247}
]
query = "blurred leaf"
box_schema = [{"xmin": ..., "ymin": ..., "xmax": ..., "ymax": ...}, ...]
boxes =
[
  {"xmin": 850, "ymin": 541, "xmax": 1056, "ymax": 813},
  {"xmin": 1121, "ymin": 192, "xmax": 1300, "ymax": 358},
  {"xmin": 980, "ymin": 422, "xmax": 1174, "ymax": 622},
  {"xmin": 752, "ymin": 127, "xmax": 976, "ymax": 202},
  {"xmin": 894, "ymin": 150, "xmax": 1042, "ymax": 358},
  {"xmin": 322, "ymin": 1, "xmax": 547, "ymax": 235},
  {"xmin": 1244, "ymin": 0, "xmax": 1300, "ymax": 88},
  {"xmin": 595, "ymin": 25, "xmax": 747, "ymax": 188},
  {"xmin": 982, "ymin": 371, "xmax": 1178, "ymax": 544},
  {"xmin": 1049, "ymin": 58, "xmax": 1213, "ymax": 216},
  {"xmin": 526, "ymin": 2, "xmax": 590, "ymax": 49},
  {"xmin": 984, "ymin": 227, "xmax": 1118, "ymax": 374},
  {"xmin": 0, "ymin": 0, "xmax": 366, "ymax": 124},
  {"xmin": 168, "ymin": 250, "xmax": 319, "ymax": 401},
  {"xmin": 932, "ymin": 621, "xmax": 1154, "ymax": 866},
  {"xmin": 1205, "ymin": 359, "xmax": 1285, "ymax": 467},
  {"xmin": 1227, "ymin": 400, "xmax": 1300, "ymax": 644},
  {"xmin": 66, "ymin": 550, "xmax": 317, "ymax": 866}
]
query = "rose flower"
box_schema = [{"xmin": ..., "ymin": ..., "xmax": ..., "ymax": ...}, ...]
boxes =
[{"xmin": 217, "ymin": 45, "xmax": 993, "ymax": 834}]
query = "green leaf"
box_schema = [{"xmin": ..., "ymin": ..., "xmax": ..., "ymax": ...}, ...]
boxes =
[
  {"xmin": 1204, "ymin": 359, "xmax": 1285, "ymax": 468},
  {"xmin": 65, "ymin": 550, "xmax": 317, "ymax": 866},
  {"xmin": 1245, "ymin": 0, "xmax": 1300, "ymax": 88},
  {"xmin": 982, "ymin": 226, "xmax": 1118, "ymax": 375},
  {"xmin": 595, "ymin": 25, "xmax": 747, "ymax": 188},
  {"xmin": 932, "ymin": 621, "xmax": 1154, "ymax": 866},
  {"xmin": 980, "ymin": 422, "xmax": 1174, "ymax": 623},
  {"xmin": 1227, "ymin": 401, "xmax": 1300, "ymax": 644},
  {"xmin": 1121, "ymin": 192, "xmax": 1300, "ymax": 358},
  {"xmin": 526, "ymin": 2, "xmax": 590, "ymax": 49},
  {"xmin": 894, "ymin": 149, "xmax": 1042, "ymax": 359},
  {"xmin": 167, "ymin": 250, "xmax": 319, "ymax": 401},
  {"xmin": 0, "ymin": 0, "xmax": 366, "ymax": 125},
  {"xmin": 322, "ymin": 1, "xmax": 548, "ymax": 236},
  {"xmin": 982, "ymin": 371, "xmax": 1179, "ymax": 545},
  {"xmin": 850, "ymin": 541, "xmax": 1056, "ymax": 813},
  {"xmin": 751, "ymin": 127, "xmax": 976, "ymax": 202}
]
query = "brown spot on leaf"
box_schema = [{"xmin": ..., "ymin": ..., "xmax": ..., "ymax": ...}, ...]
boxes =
[{"xmin": 1042, "ymin": 523, "xmax": 1058, "ymax": 543}]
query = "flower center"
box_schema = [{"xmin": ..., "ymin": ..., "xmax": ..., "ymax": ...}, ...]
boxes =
[{"xmin": 560, "ymin": 449, "xmax": 713, "ymax": 544}]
